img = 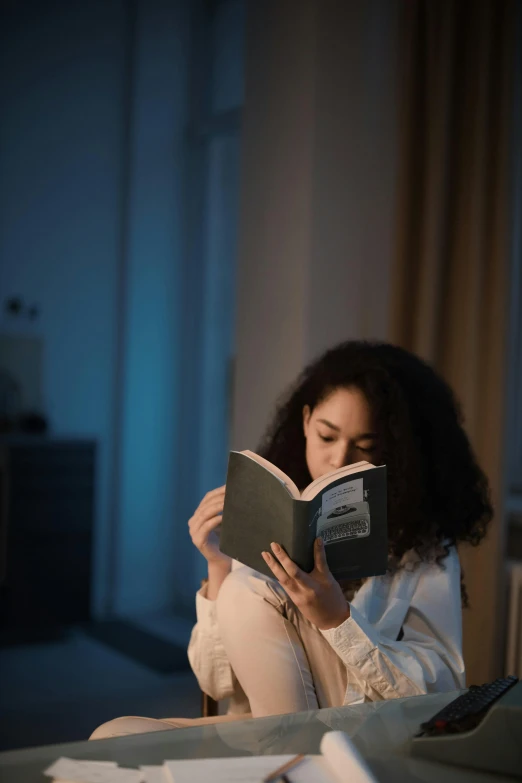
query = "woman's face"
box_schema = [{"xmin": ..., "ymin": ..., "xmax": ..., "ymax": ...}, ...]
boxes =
[{"xmin": 303, "ymin": 386, "xmax": 379, "ymax": 481}]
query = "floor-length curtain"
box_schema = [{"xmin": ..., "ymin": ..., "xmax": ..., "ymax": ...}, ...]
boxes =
[{"xmin": 390, "ymin": 0, "xmax": 516, "ymax": 685}]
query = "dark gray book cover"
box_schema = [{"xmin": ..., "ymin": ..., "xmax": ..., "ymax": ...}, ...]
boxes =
[{"xmin": 220, "ymin": 452, "xmax": 388, "ymax": 580}]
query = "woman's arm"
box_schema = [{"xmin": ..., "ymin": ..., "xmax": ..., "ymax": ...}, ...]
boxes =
[
  {"xmin": 187, "ymin": 487, "xmax": 236, "ymax": 701},
  {"xmin": 321, "ymin": 548, "xmax": 465, "ymax": 700},
  {"xmin": 207, "ymin": 559, "xmax": 232, "ymax": 600},
  {"xmin": 262, "ymin": 538, "xmax": 464, "ymax": 701},
  {"xmin": 187, "ymin": 573, "xmax": 236, "ymax": 702}
]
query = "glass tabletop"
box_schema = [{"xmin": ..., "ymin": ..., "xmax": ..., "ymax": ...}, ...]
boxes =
[{"xmin": 0, "ymin": 691, "xmax": 511, "ymax": 783}]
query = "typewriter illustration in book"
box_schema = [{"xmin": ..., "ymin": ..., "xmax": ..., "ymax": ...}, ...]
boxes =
[{"xmin": 317, "ymin": 501, "xmax": 371, "ymax": 546}]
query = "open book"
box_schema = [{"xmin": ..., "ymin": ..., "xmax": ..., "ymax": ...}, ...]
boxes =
[{"xmin": 220, "ymin": 451, "xmax": 387, "ymax": 580}]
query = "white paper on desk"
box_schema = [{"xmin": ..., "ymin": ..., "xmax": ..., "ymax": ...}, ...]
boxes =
[
  {"xmin": 163, "ymin": 754, "xmax": 295, "ymax": 783},
  {"xmin": 140, "ymin": 766, "xmax": 169, "ymax": 783},
  {"xmin": 44, "ymin": 758, "xmax": 141, "ymax": 783},
  {"xmin": 44, "ymin": 759, "xmax": 117, "ymax": 776},
  {"xmin": 319, "ymin": 731, "xmax": 377, "ymax": 783}
]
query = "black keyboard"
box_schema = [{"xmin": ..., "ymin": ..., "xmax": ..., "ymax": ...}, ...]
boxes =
[{"xmin": 416, "ymin": 676, "xmax": 519, "ymax": 736}]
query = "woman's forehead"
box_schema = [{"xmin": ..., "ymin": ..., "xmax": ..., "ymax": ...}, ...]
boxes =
[{"xmin": 313, "ymin": 387, "xmax": 374, "ymax": 427}]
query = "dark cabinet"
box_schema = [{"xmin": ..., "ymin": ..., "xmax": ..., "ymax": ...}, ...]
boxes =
[{"xmin": 0, "ymin": 439, "xmax": 96, "ymax": 630}]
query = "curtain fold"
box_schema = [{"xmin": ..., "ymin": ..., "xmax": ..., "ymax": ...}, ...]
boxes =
[{"xmin": 391, "ymin": 0, "xmax": 516, "ymax": 684}]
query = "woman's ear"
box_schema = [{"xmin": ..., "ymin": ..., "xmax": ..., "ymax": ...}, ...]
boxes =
[{"xmin": 303, "ymin": 405, "xmax": 311, "ymax": 438}]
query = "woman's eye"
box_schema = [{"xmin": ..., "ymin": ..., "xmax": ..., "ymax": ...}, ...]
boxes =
[
  {"xmin": 357, "ymin": 445, "xmax": 375, "ymax": 454},
  {"xmin": 318, "ymin": 434, "xmax": 335, "ymax": 443}
]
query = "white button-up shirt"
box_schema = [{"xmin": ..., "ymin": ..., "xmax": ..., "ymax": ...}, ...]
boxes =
[{"xmin": 188, "ymin": 546, "xmax": 465, "ymax": 710}]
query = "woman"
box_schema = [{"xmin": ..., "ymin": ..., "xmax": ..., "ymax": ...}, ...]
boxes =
[
  {"xmin": 91, "ymin": 340, "xmax": 491, "ymax": 737},
  {"xmin": 187, "ymin": 340, "xmax": 490, "ymax": 717}
]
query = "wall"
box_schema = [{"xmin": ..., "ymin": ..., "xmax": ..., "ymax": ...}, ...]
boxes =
[{"xmin": 232, "ymin": 0, "xmax": 400, "ymax": 450}]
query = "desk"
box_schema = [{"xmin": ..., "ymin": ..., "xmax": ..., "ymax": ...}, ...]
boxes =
[{"xmin": 0, "ymin": 692, "xmax": 514, "ymax": 783}]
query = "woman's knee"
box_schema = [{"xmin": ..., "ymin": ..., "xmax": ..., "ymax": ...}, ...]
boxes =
[
  {"xmin": 216, "ymin": 566, "xmax": 254, "ymax": 618},
  {"xmin": 216, "ymin": 567, "xmax": 281, "ymax": 629},
  {"xmin": 89, "ymin": 716, "xmax": 174, "ymax": 740}
]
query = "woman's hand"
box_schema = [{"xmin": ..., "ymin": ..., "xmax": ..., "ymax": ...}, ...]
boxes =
[
  {"xmin": 261, "ymin": 538, "xmax": 350, "ymax": 630},
  {"xmin": 188, "ymin": 486, "xmax": 231, "ymax": 567}
]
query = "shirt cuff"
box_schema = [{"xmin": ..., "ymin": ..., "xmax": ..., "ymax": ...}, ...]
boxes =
[
  {"xmin": 195, "ymin": 583, "xmax": 219, "ymax": 627},
  {"xmin": 320, "ymin": 603, "xmax": 379, "ymax": 666}
]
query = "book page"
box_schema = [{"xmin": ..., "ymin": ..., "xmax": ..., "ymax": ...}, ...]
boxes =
[
  {"xmin": 240, "ymin": 450, "xmax": 301, "ymax": 498},
  {"xmin": 300, "ymin": 462, "xmax": 373, "ymax": 501},
  {"xmin": 315, "ymin": 480, "xmax": 371, "ymax": 546}
]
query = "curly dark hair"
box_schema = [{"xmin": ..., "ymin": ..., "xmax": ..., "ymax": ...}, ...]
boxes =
[{"xmin": 257, "ymin": 341, "xmax": 492, "ymax": 606}]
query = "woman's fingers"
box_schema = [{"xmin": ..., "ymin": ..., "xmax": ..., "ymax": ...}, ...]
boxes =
[
  {"xmin": 313, "ymin": 537, "xmax": 329, "ymax": 574},
  {"xmin": 267, "ymin": 542, "xmax": 303, "ymax": 582},
  {"xmin": 189, "ymin": 499, "xmax": 224, "ymax": 531},
  {"xmin": 200, "ymin": 515, "xmax": 223, "ymax": 535},
  {"xmin": 188, "ymin": 487, "xmax": 226, "ymax": 532},
  {"xmin": 192, "ymin": 487, "xmax": 225, "ymax": 516},
  {"xmin": 261, "ymin": 550, "xmax": 293, "ymax": 586},
  {"xmin": 191, "ymin": 515, "xmax": 223, "ymax": 547},
  {"xmin": 201, "ymin": 486, "xmax": 226, "ymax": 507},
  {"xmin": 197, "ymin": 498, "xmax": 225, "ymax": 519},
  {"xmin": 186, "ymin": 486, "xmax": 230, "ymax": 564}
]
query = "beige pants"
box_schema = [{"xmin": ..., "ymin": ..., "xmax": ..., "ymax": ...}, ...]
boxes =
[{"xmin": 90, "ymin": 567, "xmax": 347, "ymax": 740}]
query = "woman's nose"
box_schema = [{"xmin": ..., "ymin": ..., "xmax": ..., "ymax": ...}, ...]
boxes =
[{"xmin": 330, "ymin": 443, "xmax": 353, "ymax": 469}]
